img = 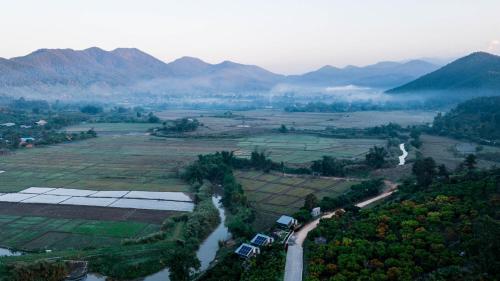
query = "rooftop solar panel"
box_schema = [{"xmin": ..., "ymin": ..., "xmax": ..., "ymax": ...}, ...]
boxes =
[{"xmin": 239, "ymin": 245, "xmax": 252, "ymax": 256}]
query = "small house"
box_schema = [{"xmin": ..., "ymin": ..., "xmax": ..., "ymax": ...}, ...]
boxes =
[
  {"xmin": 20, "ymin": 137, "xmax": 35, "ymax": 143},
  {"xmin": 36, "ymin": 120, "xmax": 48, "ymax": 126},
  {"xmin": 276, "ymin": 215, "xmax": 298, "ymax": 229},
  {"xmin": 250, "ymin": 233, "xmax": 274, "ymax": 247},
  {"xmin": 234, "ymin": 243, "xmax": 260, "ymax": 259},
  {"xmin": 311, "ymin": 207, "xmax": 321, "ymax": 217}
]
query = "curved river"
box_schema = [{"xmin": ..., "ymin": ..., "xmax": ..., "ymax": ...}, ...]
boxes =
[
  {"xmin": 87, "ymin": 195, "xmax": 230, "ymax": 281},
  {"xmin": 398, "ymin": 143, "xmax": 408, "ymax": 165}
]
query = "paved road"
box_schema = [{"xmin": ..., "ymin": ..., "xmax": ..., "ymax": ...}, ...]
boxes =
[
  {"xmin": 283, "ymin": 245, "xmax": 303, "ymax": 281},
  {"xmin": 283, "ymin": 183, "xmax": 397, "ymax": 281}
]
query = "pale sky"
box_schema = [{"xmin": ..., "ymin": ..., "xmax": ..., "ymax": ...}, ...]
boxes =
[{"xmin": 1, "ymin": 0, "xmax": 499, "ymax": 74}]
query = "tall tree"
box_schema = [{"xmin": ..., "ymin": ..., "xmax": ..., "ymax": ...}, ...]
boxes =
[
  {"xmin": 365, "ymin": 146, "xmax": 388, "ymax": 169},
  {"xmin": 412, "ymin": 157, "xmax": 437, "ymax": 187},
  {"xmin": 304, "ymin": 193, "xmax": 319, "ymax": 210}
]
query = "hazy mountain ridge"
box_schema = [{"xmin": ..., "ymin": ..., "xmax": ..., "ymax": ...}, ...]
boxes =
[
  {"xmin": 288, "ymin": 59, "xmax": 439, "ymax": 88},
  {"xmin": 0, "ymin": 47, "xmax": 447, "ymax": 101},
  {"xmin": 387, "ymin": 52, "xmax": 500, "ymax": 93}
]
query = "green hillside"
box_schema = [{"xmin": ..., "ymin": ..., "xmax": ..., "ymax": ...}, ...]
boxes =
[
  {"xmin": 387, "ymin": 52, "xmax": 500, "ymax": 93},
  {"xmin": 432, "ymin": 96, "xmax": 500, "ymax": 143}
]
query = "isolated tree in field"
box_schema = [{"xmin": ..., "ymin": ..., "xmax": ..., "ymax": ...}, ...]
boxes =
[
  {"xmin": 311, "ymin": 156, "xmax": 345, "ymax": 176},
  {"xmin": 279, "ymin": 124, "xmax": 288, "ymax": 133},
  {"xmin": 365, "ymin": 146, "xmax": 388, "ymax": 169},
  {"xmin": 304, "ymin": 193, "xmax": 319, "ymax": 210},
  {"xmin": 464, "ymin": 154, "xmax": 477, "ymax": 170},
  {"xmin": 412, "ymin": 157, "xmax": 437, "ymax": 187},
  {"xmin": 80, "ymin": 105, "xmax": 102, "ymax": 115}
]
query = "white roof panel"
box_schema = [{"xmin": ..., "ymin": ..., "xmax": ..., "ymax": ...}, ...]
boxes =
[
  {"xmin": 89, "ymin": 191, "xmax": 130, "ymax": 198},
  {"xmin": 23, "ymin": 194, "xmax": 71, "ymax": 204},
  {"xmin": 124, "ymin": 191, "xmax": 192, "ymax": 202},
  {"xmin": 45, "ymin": 188, "xmax": 98, "ymax": 197},
  {"xmin": 20, "ymin": 187, "xmax": 57, "ymax": 194},
  {"xmin": 0, "ymin": 193, "xmax": 37, "ymax": 202},
  {"xmin": 62, "ymin": 197, "xmax": 118, "ymax": 207}
]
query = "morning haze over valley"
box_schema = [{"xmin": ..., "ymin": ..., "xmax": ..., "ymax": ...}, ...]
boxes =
[{"xmin": 0, "ymin": 1, "xmax": 499, "ymax": 281}]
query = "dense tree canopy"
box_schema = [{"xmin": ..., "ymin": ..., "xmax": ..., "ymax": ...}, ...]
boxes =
[{"xmin": 305, "ymin": 167, "xmax": 500, "ymax": 281}]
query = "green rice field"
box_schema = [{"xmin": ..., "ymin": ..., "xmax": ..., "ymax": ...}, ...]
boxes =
[
  {"xmin": 0, "ymin": 124, "xmax": 238, "ymax": 193},
  {"xmin": 236, "ymin": 134, "xmax": 386, "ymax": 163},
  {"xmin": 0, "ymin": 214, "xmax": 160, "ymax": 251}
]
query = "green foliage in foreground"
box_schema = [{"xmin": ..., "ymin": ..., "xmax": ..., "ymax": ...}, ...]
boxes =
[
  {"xmin": 305, "ymin": 169, "xmax": 500, "ymax": 281},
  {"xmin": 200, "ymin": 244, "xmax": 286, "ymax": 281}
]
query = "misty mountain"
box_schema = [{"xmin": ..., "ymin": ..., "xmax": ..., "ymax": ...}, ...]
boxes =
[
  {"xmin": 387, "ymin": 52, "xmax": 500, "ymax": 94},
  {"xmin": 0, "ymin": 47, "xmax": 284, "ymax": 96},
  {"xmin": 287, "ymin": 60, "xmax": 439, "ymax": 88},
  {"xmin": 0, "ymin": 47, "xmax": 441, "ymax": 102}
]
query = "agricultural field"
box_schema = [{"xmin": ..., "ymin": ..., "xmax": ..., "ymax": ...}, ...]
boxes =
[
  {"xmin": 236, "ymin": 134, "xmax": 386, "ymax": 163},
  {"xmin": 156, "ymin": 109, "xmax": 436, "ymax": 135},
  {"xmin": 0, "ymin": 125, "xmax": 238, "ymax": 193},
  {"xmin": 0, "ymin": 213, "xmax": 164, "ymax": 251},
  {"xmin": 234, "ymin": 170, "xmax": 361, "ymax": 230},
  {"xmin": 419, "ymin": 134, "xmax": 500, "ymax": 169},
  {"xmin": 65, "ymin": 122, "xmax": 153, "ymax": 134}
]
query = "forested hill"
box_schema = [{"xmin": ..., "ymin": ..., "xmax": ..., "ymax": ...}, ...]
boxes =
[
  {"xmin": 387, "ymin": 52, "xmax": 500, "ymax": 94},
  {"xmin": 305, "ymin": 167, "xmax": 500, "ymax": 281},
  {"xmin": 432, "ymin": 96, "xmax": 500, "ymax": 144}
]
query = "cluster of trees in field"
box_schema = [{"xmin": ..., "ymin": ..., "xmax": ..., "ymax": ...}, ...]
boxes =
[
  {"xmin": 431, "ymin": 96, "xmax": 500, "ymax": 144},
  {"xmin": 305, "ymin": 159, "xmax": 499, "ymax": 281},
  {"xmin": 80, "ymin": 105, "xmax": 161, "ymax": 123},
  {"xmin": 310, "ymin": 146, "xmax": 389, "ymax": 177},
  {"xmin": 0, "ymin": 106, "xmax": 97, "ymax": 150},
  {"xmin": 283, "ymin": 99, "xmax": 450, "ymax": 113},
  {"xmin": 151, "ymin": 117, "xmax": 201, "ymax": 135}
]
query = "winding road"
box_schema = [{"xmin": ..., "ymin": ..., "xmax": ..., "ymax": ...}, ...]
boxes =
[{"xmin": 283, "ymin": 181, "xmax": 397, "ymax": 281}]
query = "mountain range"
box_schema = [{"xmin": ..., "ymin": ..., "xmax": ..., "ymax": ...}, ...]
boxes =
[{"xmin": 0, "ymin": 47, "xmax": 441, "ymax": 101}]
